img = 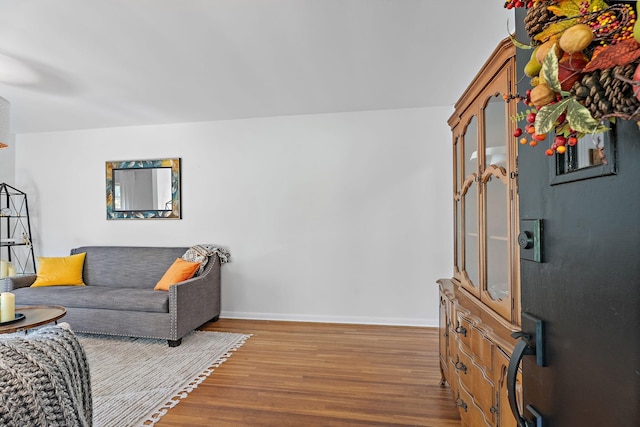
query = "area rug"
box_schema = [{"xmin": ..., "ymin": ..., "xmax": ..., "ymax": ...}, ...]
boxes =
[{"xmin": 77, "ymin": 330, "xmax": 250, "ymax": 427}]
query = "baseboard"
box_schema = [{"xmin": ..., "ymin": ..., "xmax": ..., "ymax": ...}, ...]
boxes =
[{"xmin": 219, "ymin": 311, "xmax": 438, "ymax": 328}]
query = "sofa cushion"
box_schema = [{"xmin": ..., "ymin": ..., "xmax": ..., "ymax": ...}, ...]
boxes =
[
  {"xmin": 31, "ymin": 253, "xmax": 87, "ymax": 287},
  {"xmin": 12, "ymin": 286, "xmax": 169, "ymax": 313},
  {"xmin": 70, "ymin": 246, "xmax": 188, "ymax": 289}
]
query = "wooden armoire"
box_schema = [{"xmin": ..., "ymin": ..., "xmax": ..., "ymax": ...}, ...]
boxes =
[
  {"xmin": 438, "ymin": 37, "xmax": 521, "ymax": 427},
  {"xmin": 440, "ymin": 3, "xmax": 640, "ymax": 425}
]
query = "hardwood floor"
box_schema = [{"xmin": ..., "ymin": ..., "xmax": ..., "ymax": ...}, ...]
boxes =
[{"xmin": 156, "ymin": 319, "xmax": 461, "ymax": 427}]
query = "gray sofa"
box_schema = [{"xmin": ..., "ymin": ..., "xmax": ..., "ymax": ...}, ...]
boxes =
[{"xmin": 2, "ymin": 246, "xmax": 222, "ymax": 346}]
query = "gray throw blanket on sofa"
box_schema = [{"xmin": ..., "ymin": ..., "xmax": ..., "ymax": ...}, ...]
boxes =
[{"xmin": 0, "ymin": 324, "xmax": 92, "ymax": 427}]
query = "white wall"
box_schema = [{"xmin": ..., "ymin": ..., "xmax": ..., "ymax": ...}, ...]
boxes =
[
  {"xmin": 0, "ymin": 138, "xmax": 15, "ymax": 185},
  {"xmin": 15, "ymin": 107, "xmax": 453, "ymax": 326},
  {"xmin": 0, "ymin": 96, "xmax": 13, "ymax": 184}
]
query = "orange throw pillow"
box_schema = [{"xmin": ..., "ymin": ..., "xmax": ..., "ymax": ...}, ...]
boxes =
[{"xmin": 154, "ymin": 258, "xmax": 201, "ymax": 291}]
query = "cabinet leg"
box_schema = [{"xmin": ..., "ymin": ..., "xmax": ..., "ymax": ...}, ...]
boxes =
[{"xmin": 439, "ymin": 365, "xmax": 447, "ymax": 387}]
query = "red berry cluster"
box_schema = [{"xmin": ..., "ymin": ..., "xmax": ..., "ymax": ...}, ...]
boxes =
[
  {"xmin": 579, "ymin": 1, "xmax": 589, "ymax": 15},
  {"xmin": 502, "ymin": 93, "xmax": 523, "ymax": 103},
  {"xmin": 544, "ymin": 134, "xmax": 579, "ymax": 156},
  {"xmin": 509, "ymin": 90, "xmax": 579, "ymax": 155},
  {"xmin": 513, "ymin": 109, "xmax": 546, "ymax": 148},
  {"xmin": 504, "ymin": 0, "xmax": 533, "ymax": 9}
]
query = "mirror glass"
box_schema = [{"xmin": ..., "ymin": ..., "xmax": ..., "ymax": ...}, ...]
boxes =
[
  {"xmin": 551, "ymin": 123, "xmax": 616, "ymax": 185},
  {"xmin": 106, "ymin": 158, "xmax": 181, "ymax": 219},
  {"xmin": 556, "ymin": 129, "xmax": 608, "ymax": 172},
  {"xmin": 113, "ymin": 168, "xmax": 172, "ymax": 211}
]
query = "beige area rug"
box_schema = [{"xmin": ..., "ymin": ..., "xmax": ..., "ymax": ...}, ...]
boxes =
[{"xmin": 78, "ymin": 330, "xmax": 250, "ymax": 427}]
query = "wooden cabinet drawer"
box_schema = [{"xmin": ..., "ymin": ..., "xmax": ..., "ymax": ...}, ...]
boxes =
[
  {"xmin": 471, "ymin": 327, "xmax": 494, "ymax": 373},
  {"xmin": 448, "ymin": 356, "xmax": 459, "ymax": 398},
  {"xmin": 455, "ymin": 314, "xmax": 473, "ymax": 350},
  {"xmin": 456, "ymin": 381, "xmax": 473, "ymax": 425},
  {"xmin": 495, "ymin": 348, "xmax": 521, "ymax": 427},
  {"xmin": 456, "ymin": 379, "xmax": 492, "ymax": 427},
  {"xmin": 473, "ymin": 365, "xmax": 496, "ymax": 424},
  {"xmin": 454, "ymin": 344, "xmax": 473, "ymax": 391},
  {"xmin": 458, "ymin": 344, "xmax": 496, "ymax": 419}
]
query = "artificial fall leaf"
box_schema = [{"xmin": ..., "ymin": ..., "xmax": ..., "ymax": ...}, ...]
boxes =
[
  {"xmin": 565, "ymin": 99, "xmax": 609, "ymax": 134},
  {"xmin": 583, "ymin": 39, "xmax": 640, "ymax": 72},
  {"xmin": 534, "ymin": 19, "xmax": 576, "ymax": 42},
  {"xmin": 547, "ymin": 0, "xmax": 608, "ymax": 17},
  {"xmin": 537, "ymin": 0, "xmax": 608, "ymax": 42},
  {"xmin": 589, "ymin": 0, "xmax": 610, "ymax": 12},
  {"xmin": 541, "ymin": 49, "xmax": 562, "ymax": 94},
  {"xmin": 535, "ymin": 97, "xmax": 607, "ymax": 136},
  {"xmin": 535, "ymin": 98, "xmax": 572, "ymax": 134},
  {"xmin": 555, "ymin": 121, "xmax": 572, "ymax": 137},
  {"xmin": 548, "ymin": 0, "xmax": 582, "ymax": 17}
]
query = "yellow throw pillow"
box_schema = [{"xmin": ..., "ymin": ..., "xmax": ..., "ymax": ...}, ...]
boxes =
[
  {"xmin": 31, "ymin": 252, "xmax": 87, "ymax": 287},
  {"xmin": 154, "ymin": 258, "xmax": 201, "ymax": 291}
]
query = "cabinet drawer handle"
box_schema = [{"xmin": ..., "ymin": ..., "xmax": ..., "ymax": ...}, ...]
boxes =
[
  {"xmin": 455, "ymin": 324, "xmax": 467, "ymax": 337},
  {"xmin": 454, "ymin": 355, "xmax": 467, "ymax": 374},
  {"xmin": 455, "ymin": 392, "xmax": 468, "ymax": 412}
]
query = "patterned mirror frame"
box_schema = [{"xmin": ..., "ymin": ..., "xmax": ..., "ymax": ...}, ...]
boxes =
[{"xmin": 105, "ymin": 158, "xmax": 181, "ymax": 219}]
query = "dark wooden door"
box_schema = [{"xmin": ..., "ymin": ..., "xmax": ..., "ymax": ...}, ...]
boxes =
[{"xmin": 516, "ymin": 115, "xmax": 640, "ymax": 426}]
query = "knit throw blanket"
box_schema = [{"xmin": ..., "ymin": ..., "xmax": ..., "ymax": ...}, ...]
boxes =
[
  {"xmin": 186, "ymin": 244, "xmax": 231, "ymax": 264},
  {"xmin": 0, "ymin": 324, "xmax": 92, "ymax": 427},
  {"xmin": 181, "ymin": 244, "xmax": 231, "ymax": 276}
]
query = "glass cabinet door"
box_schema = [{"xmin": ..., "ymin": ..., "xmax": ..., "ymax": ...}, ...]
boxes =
[
  {"xmin": 485, "ymin": 174, "xmax": 508, "ymax": 301},
  {"xmin": 480, "ymin": 86, "xmax": 518, "ymax": 321},
  {"xmin": 454, "ymin": 136, "xmax": 463, "ymax": 277},
  {"xmin": 460, "ymin": 115, "xmax": 480, "ymax": 297},
  {"xmin": 451, "ymin": 61, "xmax": 518, "ymax": 323}
]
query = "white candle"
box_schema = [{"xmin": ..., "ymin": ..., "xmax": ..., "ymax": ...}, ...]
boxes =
[
  {"xmin": 0, "ymin": 260, "xmax": 7, "ymax": 278},
  {"xmin": 7, "ymin": 264, "xmax": 16, "ymax": 277},
  {"xmin": 0, "ymin": 292, "xmax": 15, "ymax": 322}
]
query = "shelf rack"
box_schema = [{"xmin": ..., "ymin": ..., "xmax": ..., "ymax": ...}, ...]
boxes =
[{"xmin": 0, "ymin": 183, "xmax": 36, "ymax": 276}]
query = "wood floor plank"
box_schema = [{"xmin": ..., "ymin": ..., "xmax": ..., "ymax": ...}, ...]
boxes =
[{"xmin": 155, "ymin": 319, "xmax": 461, "ymax": 427}]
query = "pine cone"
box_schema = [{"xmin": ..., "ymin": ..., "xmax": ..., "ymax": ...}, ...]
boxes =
[
  {"xmin": 524, "ymin": 1, "xmax": 556, "ymax": 40},
  {"xmin": 611, "ymin": 64, "xmax": 640, "ymax": 115},
  {"xmin": 571, "ymin": 62, "xmax": 640, "ymax": 119}
]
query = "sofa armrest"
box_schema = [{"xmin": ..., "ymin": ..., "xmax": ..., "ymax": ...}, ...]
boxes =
[
  {"xmin": 168, "ymin": 256, "xmax": 221, "ymax": 340},
  {"xmin": 2, "ymin": 274, "xmax": 37, "ymax": 292}
]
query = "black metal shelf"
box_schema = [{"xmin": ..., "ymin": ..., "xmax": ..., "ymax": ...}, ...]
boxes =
[{"xmin": 0, "ymin": 183, "xmax": 36, "ymax": 275}]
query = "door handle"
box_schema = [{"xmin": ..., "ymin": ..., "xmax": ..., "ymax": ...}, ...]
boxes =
[{"xmin": 507, "ymin": 338, "xmax": 535, "ymax": 427}]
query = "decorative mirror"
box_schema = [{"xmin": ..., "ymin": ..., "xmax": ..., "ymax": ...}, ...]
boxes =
[
  {"xmin": 106, "ymin": 158, "xmax": 181, "ymax": 219},
  {"xmin": 550, "ymin": 125, "xmax": 616, "ymax": 185}
]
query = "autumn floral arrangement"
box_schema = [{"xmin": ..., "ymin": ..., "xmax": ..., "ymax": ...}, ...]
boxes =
[{"xmin": 504, "ymin": 0, "xmax": 640, "ymax": 156}]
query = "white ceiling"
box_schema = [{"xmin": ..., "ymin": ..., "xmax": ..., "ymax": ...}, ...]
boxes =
[{"xmin": 0, "ymin": 0, "xmax": 514, "ymax": 134}]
